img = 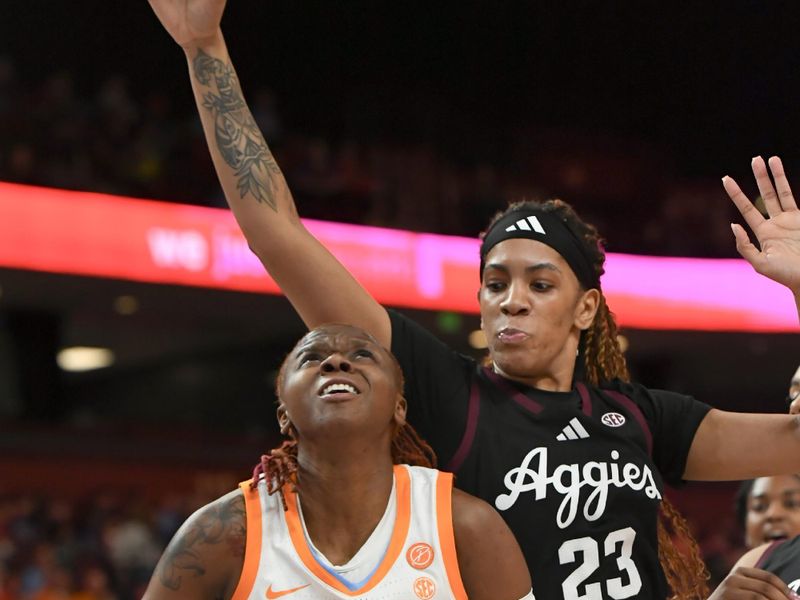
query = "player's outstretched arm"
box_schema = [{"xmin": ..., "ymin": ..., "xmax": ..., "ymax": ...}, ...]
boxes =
[
  {"xmin": 147, "ymin": 0, "xmax": 391, "ymax": 346},
  {"xmin": 722, "ymin": 156, "xmax": 800, "ymax": 322},
  {"xmin": 142, "ymin": 490, "xmax": 246, "ymax": 600},
  {"xmin": 684, "ymin": 408, "xmax": 800, "ymax": 481},
  {"xmin": 451, "ymin": 488, "xmax": 533, "ymax": 600},
  {"xmin": 707, "ymin": 545, "xmax": 793, "ymax": 600}
]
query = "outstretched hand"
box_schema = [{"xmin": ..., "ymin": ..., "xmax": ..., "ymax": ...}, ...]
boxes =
[
  {"xmin": 147, "ymin": 0, "xmax": 225, "ymax": 49},
  {"xmin": 723, "ymin": 156, "xmax": 800, "ymax": 295}
]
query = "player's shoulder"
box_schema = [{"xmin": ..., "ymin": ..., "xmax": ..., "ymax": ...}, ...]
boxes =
[
  {"xmin": 733, "ymin": 541, "xmax": 780, "ymax": 569},
  {"xmin": 182, "ymin": 487, "xmax": 247, "ymax": 559},
  {"xmin": 450, "ymin": 488, "xmax": 532, "ymax": 597},
  {"xmin": 198, "ymin": 487, "xmax": 247, "ymax": 527},
  {"xmin": 451, "ymin": 487, "xmax": 506, "ymax": 536},
  {"xmin": 600, "ymin": 378, "xmax": 693, "ymax": 407},
  {"xmin": 149, "ymin": 488, "xmax": 246, "ymax": 599},
  {"xmin": 599, "ymin": 378, "xmax": 648, "ymax": 398}
]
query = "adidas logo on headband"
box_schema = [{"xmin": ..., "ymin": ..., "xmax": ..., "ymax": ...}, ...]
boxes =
[{"xmin": 504, "ymin": 215, "xmax": 546, "ymax": 235}]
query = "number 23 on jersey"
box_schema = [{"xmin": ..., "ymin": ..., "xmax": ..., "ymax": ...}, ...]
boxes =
[{"xmin": 559, "ymin": 527, "xmax": 642, "ymax": 600}]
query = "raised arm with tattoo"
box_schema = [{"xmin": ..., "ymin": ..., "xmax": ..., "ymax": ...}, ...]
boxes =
[{"xmin": 148, "ymin": 0, "xmax": 392, "ymax": 346}]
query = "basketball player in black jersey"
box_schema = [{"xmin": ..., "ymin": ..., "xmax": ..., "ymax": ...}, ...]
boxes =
[{"xmin": 149, "ymin": 0, "xmax": 800, "ymax": 597}]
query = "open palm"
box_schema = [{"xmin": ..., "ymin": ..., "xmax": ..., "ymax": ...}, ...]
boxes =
[
  {"xmin": 723, "ymin": 156, "xmax": 800, "ymax": 292},
  {"xmin": 147, "ymin": 0, "xmax": 226, "ymax": 48}
]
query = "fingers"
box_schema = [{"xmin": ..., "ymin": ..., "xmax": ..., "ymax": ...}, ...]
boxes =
[
  {"xmin": 724, "ymin": 175, "xmax": 766, "ymax": 231},
  {"xmin": 731, "ymin": 223, "xmax": 762, "ymax": 267},
  {"xmin": 768, "ymin": 156, "xmax": 799, "ymax": 212},
  {"xmin": 753, "ymin": 156, "xmax": 784, "ymax": 218},
  {"xmin": 726, "ymin": 567, "xmax": 793, "ymax": 599}
]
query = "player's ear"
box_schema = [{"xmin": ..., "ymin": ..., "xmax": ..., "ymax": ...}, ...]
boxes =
[
  {"xmin": 393, "ymin": 394, "xmax": 407, "ymax": 426},
  {"xmin": 574, "ymin": 288, "xmax": 600, "ymax": 330},
  {"xmin": 277, "ymin": 404, "xmax": 293, "ymax": 436}
]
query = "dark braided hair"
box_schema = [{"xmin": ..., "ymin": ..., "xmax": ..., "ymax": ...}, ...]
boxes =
[
  {"xmin": 251, "ymin": 327, "xmax": 437, "ymax": 509},
  {"xmin": 482, "ymin": 199, "xmax": 709, "ymax": 599}
]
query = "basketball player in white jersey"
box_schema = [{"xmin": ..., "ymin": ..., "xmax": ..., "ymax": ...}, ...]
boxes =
[{"xmin": 142, "ymin": 324, "xmax": 533, "ymax": 600}]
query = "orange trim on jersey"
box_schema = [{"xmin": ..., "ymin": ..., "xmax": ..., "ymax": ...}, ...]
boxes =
[
  {"xmin": 436, "ymin": 472, "xmax": 468, "ymax": 600},
  {"xmin": 230, "ymin": 480, "xmax": 263, "ymax": 600},
  {"xmin": 283, "ymin": 465, "xmax": 411, "ymax": 596}
]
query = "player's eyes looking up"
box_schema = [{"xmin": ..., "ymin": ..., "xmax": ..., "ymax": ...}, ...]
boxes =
[
  {"xmin": 298, "ymin": 352, "xmax": 322, "ymax": 366},
  {"xmin": 352, "ymin": 348, "xmax": 375, "ymax": 360}
]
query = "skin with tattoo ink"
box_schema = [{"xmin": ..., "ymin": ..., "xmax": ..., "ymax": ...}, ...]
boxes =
[
  {"xmin": 154, "ymin": 490, "xmax": 245, "ymax": 597},
  {"xmin": 193, "ymin": 48, "xmax": 282, "ymax": 209}
]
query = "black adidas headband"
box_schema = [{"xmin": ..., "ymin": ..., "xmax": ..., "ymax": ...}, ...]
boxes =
[{"xmin": 479, "ymin": 209, "xmax": 599, "ymax": 289}]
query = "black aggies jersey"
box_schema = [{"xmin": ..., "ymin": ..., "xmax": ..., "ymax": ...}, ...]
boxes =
[
  {"xmin": 757, "ymin": 536, "xmax": 800, "ymax": 596},
  {"xmin": 389, "ymin": 310, "xmax": 711, "ymax": 600},
  {"xmin": 453, "ymin": 369, "xmax": 666, "ymax": 599}
]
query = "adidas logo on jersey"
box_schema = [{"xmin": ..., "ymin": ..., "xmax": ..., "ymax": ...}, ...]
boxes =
[
  {"xmin": 556, "ymin": 417, "xmax": 590, "ymax": 441},
  {"xmin": 504, "ymin": 215, "xmax": 545, "ymax": 234}
]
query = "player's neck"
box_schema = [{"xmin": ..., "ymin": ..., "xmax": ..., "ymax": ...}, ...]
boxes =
[
  {"xmin": 494, "ymin": 359, "xmax": 576, "ymax": 392},
  {"xmin": 294, "ymin": 444, "xmax": 395, "ymax": 565}
]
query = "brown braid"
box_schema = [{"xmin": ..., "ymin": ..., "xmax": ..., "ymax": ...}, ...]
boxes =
[
  {"xmin": 658, "ymin": 497, "xmax": 710, "ymax": 599},
  {"xmin": 250, "ymin": 326, "xmax": 437, "ymax": 509},
  {"xmin": 583, "ymin": 294, "xmax": 630, "ymax": 386},
  {"xmin": 482, "ymin": 199, "xmax": 709, "ymax": 598}
]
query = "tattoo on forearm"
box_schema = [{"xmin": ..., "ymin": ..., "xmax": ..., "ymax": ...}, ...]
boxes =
[
  {"xmin": 194, "ymin": 49, "xmax": 281, "ymax": 210},
  {"xmin": 158, "ymin": 495, "xmax": 246, "ymax": 591}
]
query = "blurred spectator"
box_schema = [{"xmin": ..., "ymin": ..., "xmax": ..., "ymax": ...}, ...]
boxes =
[{"xmin": 71, "ymin": 565, "xmax": 118, "ymax": 600}]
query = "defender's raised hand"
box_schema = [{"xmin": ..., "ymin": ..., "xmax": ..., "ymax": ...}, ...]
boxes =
[
  {"xmin": 148, "ymin": 0, "xmax": 225, "ymax": 49},
  {"xmin": 723, "ymin": 156, "xmax": 800, "ymax": 298}
]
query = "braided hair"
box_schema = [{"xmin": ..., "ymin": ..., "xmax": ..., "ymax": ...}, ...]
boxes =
[{"xmin": 482, "ymin": 199, "xmax": 709, "ymax": 599}]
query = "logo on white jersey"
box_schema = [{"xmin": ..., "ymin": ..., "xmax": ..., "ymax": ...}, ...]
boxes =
[
  {"xmin": 406, "ymin": 543, "xmax": 434, "ymax": 570},
  {"xmin": 413, "ymin": 576, "xmax": 436, "ymax": 600},
  {"xmin": 556, "ymin": 417, "xmax": 590, "ymax": 441},
  {"xmin": 601, "ymin": 412, "xmax": 626, "ymax": 427},
  {"xmin": 504, "ymin": 215, "xmax": 546, "ymax": 234},
  {"xmin": 494, "ymin": 447, "xmax": 661, "ymax": 528}
]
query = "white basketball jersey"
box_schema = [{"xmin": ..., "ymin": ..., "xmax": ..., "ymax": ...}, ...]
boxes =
[{"xmin": 230, "ymin": 464, "xmax": 467, "ymax": 600}]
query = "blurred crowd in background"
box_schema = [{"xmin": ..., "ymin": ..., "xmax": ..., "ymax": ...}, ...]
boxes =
[{"xmin": 0, "ymin": 492, "xmax": 179, "ymax": 600}]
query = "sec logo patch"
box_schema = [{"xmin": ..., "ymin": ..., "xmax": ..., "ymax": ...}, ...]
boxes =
[
  {"xmin": 406, "ymin": 542, "xmax": 435, "ymax": 569},
  {"xmin": 601, "ymin": 412, "xmax": 626, "ymax": 427},
  {"xmin": 413, "ymin": 576, "xmax": 436, "ymax": 599}
]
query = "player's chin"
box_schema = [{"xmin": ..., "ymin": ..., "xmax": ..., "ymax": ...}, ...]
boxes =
[{"xmin": 491, "ymin": 349, "xmax": 537, "ymax": 377}]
